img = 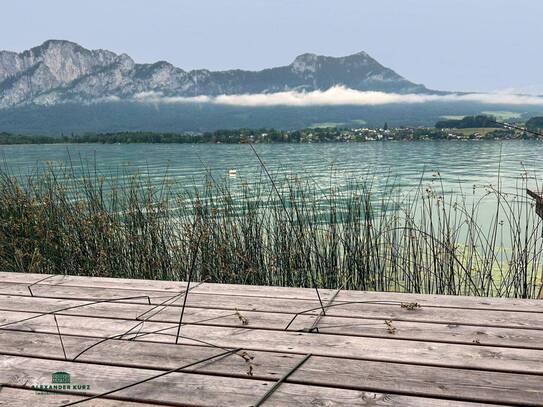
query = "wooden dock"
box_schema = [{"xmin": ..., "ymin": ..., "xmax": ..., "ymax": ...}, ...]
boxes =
[
  {"xmin": 528, "ymin": 189, "xmax": 543, "ymax": 220},
  {"xmin": 0, "ymin": 272, "xmax": 542, "ymax": 406}
]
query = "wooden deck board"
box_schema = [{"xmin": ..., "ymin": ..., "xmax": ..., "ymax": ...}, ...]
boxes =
[
  {"xmin": 2, "ymin": 355, "xmax": 507, "ymax": 407},
  {"xmin": 2, "ymin": 294, "xmax": 543, "ymax": 349},
  {"xmin": 2, "ymin": 282, "xmax": 543, "ymax": 330},
  {"xmin": 0, "ymin": 272, "xmax": 540, "ymax": 406},
  {"xmin": 0, "ymin": 387, "xmax": 157, "ymax": 407},
  {"xmin": 2, "ymin": 310, "xmax": 543, "ymax": 374},
  {"xmin": 0, "ymin": 330, "xmax": 542, "ymax": 405},
  {"xmin": 1, "ymin": 271, "xmax": 542, "ymax": 312}
]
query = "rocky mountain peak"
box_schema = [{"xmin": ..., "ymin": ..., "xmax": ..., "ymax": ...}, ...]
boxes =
[
  {"xmin": 0, "ymin": 40, "xmax": 431, "ymax": 109},
  {"xmin": 291, "ymin": 53, "xmax": 320, "ymax": 73},
  {"xmin": 1, "ymin": 40, "xmax": 118, "ymax": 86},
  {"xmin": 114, "ymin": 53, "xmax": 135, "ymax": 71}
]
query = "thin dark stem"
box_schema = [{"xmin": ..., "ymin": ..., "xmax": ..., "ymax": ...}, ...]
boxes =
[
  {"xmin": 53, "ymin": 314, "xmax": 67, "ymax": 360},
  {"xmin": 248, "ymin": 142, "xmax": 326, "ymax": 313},
  {"xmin": 0, "ymin": 295, "xmax": 152, "ymax": 329},
  {"xmin": 253, "ymin": 353, "xmax": 312, "ymax": 407},
  {"xmin": 59, "ymin": 348, "xmax": 241, "ymax": 406},
  {"xmin": 175, "ymin": 231, "xmax": 202, "ymax": 344}
]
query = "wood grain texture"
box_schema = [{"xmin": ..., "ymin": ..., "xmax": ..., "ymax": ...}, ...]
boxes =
[
  {"xmin": 0, "ymin": 330, "xmax": 541, "ymax": 405},
  {"xmin": 1, "ymin": 282, "xmax": 542, "ymax": 330},
  {"xmin": 0, "ymin": 387, "xmax": 156, "ymax": 406},
  {"xmin": 1, "ymin": 355, "xmax": 506, "ymax": 407},
  {"xmin": 0, "ymin": 271, "xmax": 537, "ymax": 406},
  {"xmin": 1, "ymin": 294, "xmax": 543, "ymax": 349},
  {"xmin": 1, "ymin": 271, "xmax": 540, "ymax": 311},
  {"xmin": 2, "ymin": 310, "xmax": 543, "ymax": 374}
]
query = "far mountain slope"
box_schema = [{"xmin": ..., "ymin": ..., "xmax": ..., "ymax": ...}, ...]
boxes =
[{"xmin": 0, "ymin": 40, "xmax": 431, "ymax": 109}]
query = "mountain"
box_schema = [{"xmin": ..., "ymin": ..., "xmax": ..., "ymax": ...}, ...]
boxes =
[
  {"xmin": 0, "ymin": 40, "xmax": 431, "ymax": 109},
  {"xmin": 1, "ymin": 40, "xmax": 539, "ymax": 134}
]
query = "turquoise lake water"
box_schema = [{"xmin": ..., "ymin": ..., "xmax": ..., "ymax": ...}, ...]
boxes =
[{"xmin": 2, "ymin": 140, "xmax": 541, "ymax": 195}]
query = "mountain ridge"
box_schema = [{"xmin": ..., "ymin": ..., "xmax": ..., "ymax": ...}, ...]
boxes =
[{"xmin": 0, "ymin": 40, "xmax": 432, "ymax": 109}]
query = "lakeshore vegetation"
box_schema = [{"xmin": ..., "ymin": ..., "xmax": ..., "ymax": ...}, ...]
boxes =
[
  {"xmin": 0, "ymin": 163, "xmax": 541, "ymax": 298},
  {"xmin": 1, "ymin": 115, "xmax": 542, "ymax": 145}
]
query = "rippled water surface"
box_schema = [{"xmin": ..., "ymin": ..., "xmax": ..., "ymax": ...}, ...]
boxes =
[{"xmin": 2, "ymin": 141, "xmax": 542, "ymax": 197}]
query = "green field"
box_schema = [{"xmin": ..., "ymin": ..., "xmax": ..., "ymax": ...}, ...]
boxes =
[
  {"xmin": 350, "ymin": 119, "xmax": 368, "ymax": 126},
  {"xmin": 440, "ymin": 115, "xmax": 466, "ymax": 120},
  {"xmin": 309, "ymin": 122, "xmax": 344, "ymax": 128},
  {"xmin": 310, "ymin": 119, "xmax": 367, "ymax": 128},
  {"xmin": 451, "ymin": 127, "xmax": 500, "ymax": 136},
  {"xmin": 441, "ymin": 111, "xmax": 522, "ymax": 122},
  {"xmin": 480, "ymin": 111, "xmax": 522, "ymax": 120}
]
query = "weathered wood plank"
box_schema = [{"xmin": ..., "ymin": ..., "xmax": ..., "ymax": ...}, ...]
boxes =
[
  {"xmin": 0, "ymin": 330, "xmax": 541, "ymax": 405},
  {"xmin": 0, "ymin": 387, "xmax": 156, "ymax": 406},
  {"xmin": 1, "ymin": 355, "xmax": 499, "ymax": 407},
  {"xmin": 2, "ymin": 282, "xmax": 542, "ymax": 330},
  {"xmin": 1, "ymin": 295, "xmax": 543, "ymax": 349},
  {"xmin": 0, "ymin": 272, "xmax": 336, "ymax": 301},
  {"xmin": 2, "ymin": 311, "xmax": 543, "ymax": 374},
  {"xmin": 1, "ymin": 272, "xmax": 541, "ymax": 312},
  {"xmin": 0, "ymin": 294, "xmax": 295, "ymax": 330},
  {"xmin": 0, "ymin": 272, "xmax": 536, "ymax": 406}
]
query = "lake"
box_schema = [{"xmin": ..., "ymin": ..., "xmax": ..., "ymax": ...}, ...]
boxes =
[
  {"xmin": 2, "ymin": 140, "xmax": 542, "ymax": 296},
  {"xmin": 2, "ymin": 140, "xmax": 541, "ymax": 198}
]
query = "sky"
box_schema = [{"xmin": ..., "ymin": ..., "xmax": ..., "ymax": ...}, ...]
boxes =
[{"xmin": 2, "ymin": 0, "xmax": 542, "ymax": 94}]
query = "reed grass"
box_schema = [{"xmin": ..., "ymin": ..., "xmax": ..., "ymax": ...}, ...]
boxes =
[{"xmin": 0, "ymin": 163, "xmax": 541, "ymax": 298}]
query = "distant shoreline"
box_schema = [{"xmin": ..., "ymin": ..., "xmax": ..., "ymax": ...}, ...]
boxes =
[
  {"xmin": 0, "ymin": 125, "xmax": 539, "ymax": 145},
  {"xmin": 1, "ymin": 138, "xmax": 539, "ymax": 146}
]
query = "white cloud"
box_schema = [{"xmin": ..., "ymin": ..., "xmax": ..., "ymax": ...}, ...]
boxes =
[
  {"xmin": 132, "ymin": 92, "xmax": 212, "ymax": 104},
  {"xmin": 131, "ymin": 86, "xmax": 543, "ymax": 107}
]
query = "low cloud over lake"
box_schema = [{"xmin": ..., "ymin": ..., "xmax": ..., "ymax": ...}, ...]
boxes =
[{"xmin": 133, "ymin": 86, "xmax": 543, "ymax": 107}]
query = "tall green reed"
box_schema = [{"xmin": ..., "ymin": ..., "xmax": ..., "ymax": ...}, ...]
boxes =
[{"xmin": 0, "ymin": 164, "xmax": 541, "ymax": 298}]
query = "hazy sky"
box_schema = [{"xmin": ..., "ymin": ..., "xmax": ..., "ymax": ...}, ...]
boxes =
[{"xmin": 2, "ymin": 0, "xmax": 542, "ymax": 93}]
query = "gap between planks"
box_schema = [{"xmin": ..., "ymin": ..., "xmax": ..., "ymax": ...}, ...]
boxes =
[
  {"xmin": 0, "ymin": 329, "xmax": 542, "ymax": 406},
  {"xmin": 2, "ymin": 311, "xmax": 543, "ymax": 375},
  {"xmin": 2, "ymin": 295, "xmax": 543, "ymax": 350},
  {"xmin": 1, "ymin": 284, "xmax": 543, "ymax": 332},
  {"xmin": 3, "ymin": 357, "xmax": 512, "ymax": 407},
  {"xmin": 1, "ymin": 271, "xmax": 541, "ymax": 313},
  {"xmin": 0, "ymin": 351, "xmax": 528, "ymax": 406}
]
